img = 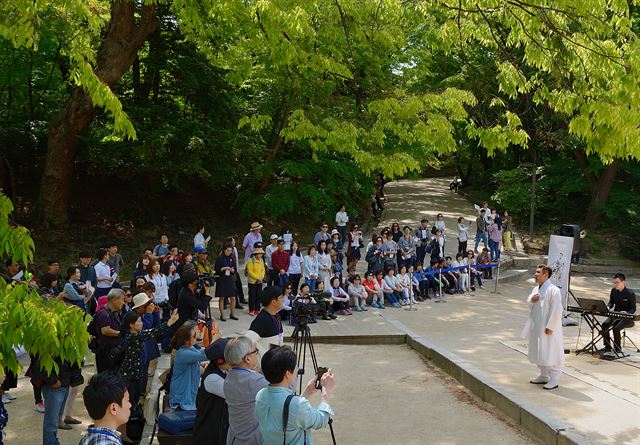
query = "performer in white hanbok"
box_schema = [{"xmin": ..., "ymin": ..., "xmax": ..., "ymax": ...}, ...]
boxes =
[{"xmin": 521, "ymin": 264, "xmax": 564, "ymax": 390}]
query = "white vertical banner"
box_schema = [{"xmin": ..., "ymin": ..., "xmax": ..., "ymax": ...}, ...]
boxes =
[{"xmin": 548, "ymin": 235, "xmax": 574, "ymax": 310}]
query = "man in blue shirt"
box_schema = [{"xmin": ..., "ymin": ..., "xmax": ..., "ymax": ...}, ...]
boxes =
[{"xmin": 256, "ymin": 346, "xmax": 335, "ymax": 445}]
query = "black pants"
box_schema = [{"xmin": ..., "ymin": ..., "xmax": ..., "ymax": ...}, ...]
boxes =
[
  {"xmin": 458, "ymin": 240, "xmax": 468, "ymax": 254},
  {"xmin": 95, "ymin": 346, "xmax": 118, "ymax": 373},
  {"xmin": 248, "ymin": 283, "xmax": 262, "ymax": 312},
  {"xmin": 601, "ymin": 318, "xmax": 635, "ymax": 350},
  {"xmin": 416, "ymin": 244, "xmax": 428, "ymax": 268},
  {"xmin": 234, "ymin": 273, "xmax": 246, "ymax": 303},
  {"xmin": 288, "ymin": 274, "xmax": 301, "ymax": 294},
  {"xmin": 267, "ymin": 270, "xmax": 277, "ymax": 286},
  {"xmin": 419, "ymin": 279, "xmax": 437, "ymax": 298}
]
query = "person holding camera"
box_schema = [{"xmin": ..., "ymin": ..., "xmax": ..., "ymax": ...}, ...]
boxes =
[
  {"xmin": 176, "ymin": 271, "xmax": 206, "ymax": 328},
  {"xmin": 256, "ymin": 345, "xmax": 335, "ymax": 445}
]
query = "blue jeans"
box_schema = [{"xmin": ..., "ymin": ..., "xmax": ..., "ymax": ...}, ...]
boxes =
[
  {"xmin": 489, "ymin": 240, "xmax": 500, "ymax": 261},
  {"xmin": 474, "ymin": 232, "xmax": 488, "ymax": 251},
  {"xmin": 384, "ymin": 292, "xmax": 400, "ymax": 305},
  {"xmin": 304, "ymin": 277, "xmax": 317, "ymax": 291},
  {"xmin": 42, "ymin": 385, "xmax": 69, "ymax": 445}
]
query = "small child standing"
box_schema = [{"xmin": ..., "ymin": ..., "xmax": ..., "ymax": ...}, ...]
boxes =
[
  {"xmin": 480, "ymin": 248, "xmax": 493, "ymax": 279},
  {"xmin": 78, "ymin": 372, "xmax": 131, "ymax": 445}
]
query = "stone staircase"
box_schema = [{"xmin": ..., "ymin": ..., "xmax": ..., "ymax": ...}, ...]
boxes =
[{"xmin": 570, "ymin": 258, "xmax": 640, "ymax": 276}]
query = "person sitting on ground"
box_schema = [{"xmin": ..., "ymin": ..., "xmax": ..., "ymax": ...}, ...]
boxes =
[
  {"xmin": 464, "ymin": 250, "xmax": 483, "ymax": 291},
  {"xmin": 347, "ymin": 274, "xmax": 368, "ymax": 312},
  {"xmin": 363, "ymin": 271, "xmax": 385, "ymax": 308},
  {"xmin": 169, "ymin": 323, "xmax": 211, "ymax": 411},
  {"xmin": 437, "ymin": 258, "xmax": 456, "ymax": 295},
  {"xmin": 411, "ymin": 264, "xmax": 426, "ymax": 301},
  {"xmin": 78, "ymin": 372, "xmax": 131, "ymax": 445},
  {"xmin": 452, "ymin": 253, "xmax": 468, "ymax": 293},
  {"xmin": 407, "ymin": 265, "xmax": 420, "ymax": 304},
  {"xmin": 192, "ymin": 338, "xmax": 232, "ymax": 445},
  {"xmin": 382, "ymin": 267, "xmax": 402, "ymax": 308},
  {"xmin": 250, "ymin": 286, "xmax": 285, "ymax": 349},
  {"xmin": 290, "ymin": 283, "xmax": 318, "ymax": 324},
  {"xmin": 329, "ymin": 277, "xmax": 350, "ymax": 316},
  {"xmin": 397, "ymin": 265, "xmax": 413, "ymax": 304},
  {"xmin": 424, "ymin": 260, "xmax": 442, "ymax": 298},
  {"xmin": 311, "ymin": 281, "xmax": 336, "ymax": 320},
  {"xmin": 256, "ymin": 346, "xmax": 336, "ymax": 445},
  {"xmin": 224, "ymin": 335, "xmax": 269, "ymax": 445}
]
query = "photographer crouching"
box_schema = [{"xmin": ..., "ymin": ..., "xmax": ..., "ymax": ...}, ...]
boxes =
[{"xmin": 256, "ymin": 345, "xmax": 336, "ymax": 445}]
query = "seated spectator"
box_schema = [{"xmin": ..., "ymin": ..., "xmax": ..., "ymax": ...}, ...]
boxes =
[
  {"xmin": 63, "ymin": 266, "xmax": 90, "ymax": 309},
  {"xmin": 329, "ymin": 277, "xmax": 350, "ymax": 315},
  {"xmin": 78, "ymin": 372, "xmax": 131, "ymax": 445},
  {"xmin": 256, "ymin": 346, "xmax": 336, "ymax": 445},
  {"xmin": 464, "ymin": 250, "xmax": 483, "ymax": 291},
  {"xmin": 363, "ymin": 271, "xmax": 384, "ymax": 309},
  {"xmin": 193, "ymin": 338, "xmax": 232, "ymax": 445},
  {"xmin": 347, "ymin": 275, "xmax": 368, "ymax": 311},
  {"xmin": 480, "ymin": 248, "xmax": 493, "ymax": 279},
  {"xmin": 290, "ymin": 283, "xmax": 318, "ymax": 324},
  {"xmin": 382, "ymin": 267, "xmax": 402, "ymax": 308},
  {"xmin": 452, "ymin": 253, "xmax": 468, "ymax": 292},
  {"xmin": 397, "ymin": 265, "xmax": 412, "ymax": 304},
  {"xmin": 310, "ymin": 281, "xmax": 336, "ymax": 320},
  {"xmin": 169, "ymin": 323, "xmax": 209, "ymax": 411},
  {"xmin": 224, "ymin": 335, "xmax": 269, "ymax": 445}
]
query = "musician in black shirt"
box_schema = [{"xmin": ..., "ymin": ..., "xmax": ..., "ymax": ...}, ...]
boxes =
[{"xmin": 601, "ymin": 273, "xmax": 636, "ymax": 352}]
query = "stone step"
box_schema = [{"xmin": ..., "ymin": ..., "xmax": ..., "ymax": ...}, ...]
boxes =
[
  {"xmin": 496, "ymin": 268, "xmax": 529, "ymax": 284},
  {"xmin": 571, "ymin": 264, "xmax": 640, "ymax": 276},
  {"xmin": 579, "ymin": 258, "xmax": 639, "ymax": 267}
]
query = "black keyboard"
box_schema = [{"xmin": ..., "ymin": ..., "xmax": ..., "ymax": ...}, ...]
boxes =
[{"xmin": 568, "ymin": 306, "xmax": 639, "ymax": 321}]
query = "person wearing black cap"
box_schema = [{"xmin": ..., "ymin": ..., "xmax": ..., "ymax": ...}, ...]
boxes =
[
  {"xmin": 249, "ymin": 286, "xmax": 284, "ymax": 347},
  {"xmin": 192, "ymin": 338, "xmax": 231, "ymax": 445}
]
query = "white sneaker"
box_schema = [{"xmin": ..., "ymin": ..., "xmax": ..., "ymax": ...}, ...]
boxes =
[
  {"xmin": 1, "ymin": 394, "xmax": 12, "ymax": 404},
  {"xmin": 529, "ymin": 375, "xmax": 549, "ymax": 384},
  {"xmin": 543, "ymin": 379, "xmax": 558, "ymax": 390},
  {"xmin": 411, "ymin": 298, "xmax": 419, "ymax": 304}
]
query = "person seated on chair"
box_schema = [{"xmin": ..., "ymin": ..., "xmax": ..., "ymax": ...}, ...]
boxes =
[
  {"xmin": 601, "ymin": 273, "xmax": 636, "ymax": 353},
  {"xmin": 249, "ymin": 286, "xmax": 285, "ymax": 348}
]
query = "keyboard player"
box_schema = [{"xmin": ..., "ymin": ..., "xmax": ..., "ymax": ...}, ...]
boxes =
[{"xmin": 601, "ymin": 273, "xmax": 636, "ymax": 353}]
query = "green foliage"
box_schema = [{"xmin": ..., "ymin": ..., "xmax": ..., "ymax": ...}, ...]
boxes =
[{"xmin": 0, "ymin": 194, "xmax": 87, "ymax": 376}]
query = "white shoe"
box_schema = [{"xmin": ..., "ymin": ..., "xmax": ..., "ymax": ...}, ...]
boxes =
[
  {"xmin": 1, "ymin": 394, "xmax": 12, "ymax": 404},
  {"xmin": 529, "ymin": 375, "xmax": 549, "ymax": 384},
  {"xmin": 411, "ymin": 298, "xmax": 418, "ymax": 304},
  {"xmin": 543, "ymin": 379, "xmax": 558, "ymax": 390}
]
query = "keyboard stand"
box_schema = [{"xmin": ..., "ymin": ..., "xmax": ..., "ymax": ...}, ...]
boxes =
[{"xmin": 575, "ymin": 311, "xmax": 604, "ymax": 356}]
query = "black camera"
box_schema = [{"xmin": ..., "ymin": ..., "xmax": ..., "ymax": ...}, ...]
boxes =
[
  {"xmin": 315, "ymin": 366, "xmax": 328, "ymax": 390},
  {"xmin": 291, "ymin": 299, "xmax": 319, "ymax": 325}
]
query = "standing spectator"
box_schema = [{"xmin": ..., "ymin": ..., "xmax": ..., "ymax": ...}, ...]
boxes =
[
  {"xmin": 434, "ymin": 213, "xmax": 446, "ymax": 245},
  {"xmin": 502, "ymin": 210, "xmax": 513, "ymax": 253},
  {"xmin": 397, "ymin": 226, "xmax": 416, "ymax": 270},
  {"xmin": 194, "ymin": 225, "xmax": 208, "ymax": 250},
  {"xmin": 365, "ymin": 236, "xmax": 385, "ymax": 275},
  {"xmin": 145, "ymin": 259, "xmax": 169, "ymax": 312},
  {"xmin": 47, "ymin": 259, "xmax": 64, "ymax": 295},
  {"xmin": 214, "ymin": 243, "xmax": 238, "ymax": 321},
  {"xmin": 175, "ymin": 272, "xmax": 205, "ymax": 329},
  {"xmin": 242, "ymin": 222, "xmax": 264, "ymax": 263},
  {"xmin": 95, "ymin": 289, "xmax": 125, "ymax": 372},
  {"xmin": 246, "ymin": 248, "xmax": 266, "ymax": 316},
  {"xmin": 382, "ymin": 231, "xmax": 398, "ymax": 269},
  {"xmin": 265, "ymin": 235, "xmax": 279, "ymax": 286},
  {"xmin": 63, "ymin": 266, "xmax": 89, "ymax": 309},
  {"xmin": 287, "ymin": 241, "xmax": 304, "ymax": 294},
  {"xmin": 280, "ymin": 226, "xmax": 293, "ymax": 251},
  {"xmin": 474, "ymin": 210, "xmax": 488, "ymax": 253},
  {"xmin": 30, "ymin": 356, "xmax": 75, "ymax": 445},
  {"xmin": 303, "ymin": 246, "xmax": 319, "ymax": 290},
  {"xmin": 488, "ymin": 218, "xmax": 503, "ymax": 262},
  {"xmin": 346, "ymin": 223, "xmax": 363, "ymax": 270},
  {"xmin": 169, "ymin": 323, "xmax": 210, "ymax": 411},
  {"xmin": 131, "ymin": 293, "xmax": 161, "ymax": 391},
  {"xmin": 430, "ymin": 230, "xmax": 445, "ymax": 262},
  {"xmin": 94, "ymin": 248, "xmax": 114, "ymax": 301},
  {"xmin": 457, "ymin": 217, "xmax": 471, "ymax": 254},
  {"xmin": 335, "ymin": 205, "xmax": 349, "ymax": 241},
  {"xmin": 313, "ymin": 223, "xmax": 330, "ymax": 247},
  {"xmin": 317, "ymin": 241, "xmax": 332, "ymax": 291},
  {"xmin": 153, "ymin": 235, "xmax": 170, "ymax": 258},
  {"xmin": 224, "ymin": 336, "xmax": 268, "ymax": 445},
  {"xmin": 226, "ymin": 236, "xmax": 246, "ymax": 308},
  {"xmin": 271, "ymin": 239, "xmax": 291, "ymax": 288},
  {"xmin": 106, "ymin": 242, "xmax": 123, "ymax": 276},
  {"xmin": 390, "ymin": 223, "xmax": 402, "ymax": 243},
  {"xmin": 78, "ymin": 252, "xmax": 96, "ymax": 297},
  {"xmin": 414, "ymin": 219, "xmax": 431, "ymax": 268},
  {"xmin": 78, "ymin": 373, "xmax": 131, "ymax": 445},
  {"xmin": 192, "ymin": 338, "xmax": 232, "ymax": 445}
]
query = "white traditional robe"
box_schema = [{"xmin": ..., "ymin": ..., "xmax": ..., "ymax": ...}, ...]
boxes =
[{"xmin": 521, "ymin": 279, "xmax": 564, "ymax": 367}]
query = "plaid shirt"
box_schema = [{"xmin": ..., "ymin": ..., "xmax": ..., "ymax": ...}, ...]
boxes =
[{"xmin": 78, "ymin": 428, "xmax": 122, "ymax": 445}]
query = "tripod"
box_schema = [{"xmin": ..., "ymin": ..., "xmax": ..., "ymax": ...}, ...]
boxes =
[{"xmin": 291, "ymin": 321, "xmax": 337, "ymax": 445}]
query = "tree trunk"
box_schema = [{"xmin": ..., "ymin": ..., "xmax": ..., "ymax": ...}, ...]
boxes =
[
  {"xmin": 258, "ymin": 105, "xmax": 291, "ymax": 193},
  {"xmin": 38, "ymin": 1, "xmax": 159, "ymax": 227},
  {"xmin": 584, "ymin": 159, "xmax": 619, "ymax": 229}
]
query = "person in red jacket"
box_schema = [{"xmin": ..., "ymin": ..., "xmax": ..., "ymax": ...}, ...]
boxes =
[{"xmin": 271, "ymin": 239, "xmax": 291, "ymax": 288}]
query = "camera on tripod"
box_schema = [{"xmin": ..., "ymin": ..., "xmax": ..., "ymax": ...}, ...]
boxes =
[
  {"xmin": 197, "ymin": 273, "xmax": 214, "ymax": 291},
  {"xmin": 291, "ymin": 299, "xmax": 320, "ymax": 326}
]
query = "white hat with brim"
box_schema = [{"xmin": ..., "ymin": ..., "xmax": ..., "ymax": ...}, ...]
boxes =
[
  {"xmin": 132, "ymin": 292, "xmax": 152, "ymax": 309},
  {"xmin": 250, "ymin": 222, "xmax": 263, "ymax": 230}
]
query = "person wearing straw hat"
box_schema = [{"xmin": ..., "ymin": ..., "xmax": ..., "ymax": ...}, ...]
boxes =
[
  {"xmin": 243, "ymin": 222, "xmax": 264, "ymax": 264},
  {"xmin": 131, "ymin": 292, "xmax": 161, "ymax": 395}
]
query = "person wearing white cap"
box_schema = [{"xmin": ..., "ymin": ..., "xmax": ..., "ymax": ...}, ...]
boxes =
[
  {"xmin": 131, "ymin": 293, "xmax": 161, "ymax": 392},
  {"xmin": 265, "ymin": 234, "xmax": 279, "ymax": 286},
  {"xmin": 243, "ymin": 222, "xmax": 264, "ymax": 263}
]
